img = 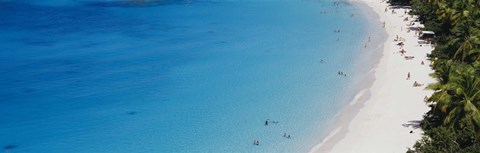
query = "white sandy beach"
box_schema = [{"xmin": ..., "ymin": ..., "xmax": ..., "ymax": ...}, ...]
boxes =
[{"xmin": 310, "ymin": 0, "xmax": 436, "ymax": 152}]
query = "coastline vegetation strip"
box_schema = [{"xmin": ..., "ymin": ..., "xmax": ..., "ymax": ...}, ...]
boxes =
[{"xmin": 389, "ymin": 0, "xmax": 480, "ymax": 152}]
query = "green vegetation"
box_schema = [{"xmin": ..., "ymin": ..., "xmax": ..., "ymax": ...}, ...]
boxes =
[{"xmin": 397, "ymin": 0, "xmax": 480, "ymax": 152}]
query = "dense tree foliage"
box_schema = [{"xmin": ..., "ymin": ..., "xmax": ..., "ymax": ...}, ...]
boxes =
[
  {"xmin": 407, "ymin": 125, "xmax": 480, "ymax": 153},
  {"xmin": 401, "ymin": 0, "xmax": 480, "ymax": 152}
]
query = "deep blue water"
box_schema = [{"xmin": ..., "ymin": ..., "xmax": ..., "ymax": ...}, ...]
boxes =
[{"xmin": 0, "ymin": 0, "xmax": 374, "ymax": 152}]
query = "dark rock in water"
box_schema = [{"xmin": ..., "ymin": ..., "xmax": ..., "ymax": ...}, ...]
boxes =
[
  {"xmin": 4, "ymin": 145, "xmax": 17, "ymax": 150},
  {"xmin": 127, "ymin": 111, "xmax": 138, "ymax": 115},
  {"xmin": 22, "ymin": 88, "xmax": 36, "ymax": 93}
]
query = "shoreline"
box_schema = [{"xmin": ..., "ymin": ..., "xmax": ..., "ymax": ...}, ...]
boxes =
[{"xmin": 310, "ymin": 0, "xmax": 435, "ymax": 152}]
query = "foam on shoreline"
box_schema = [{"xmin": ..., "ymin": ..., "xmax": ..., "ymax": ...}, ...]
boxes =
[
  {"xmin": 309, "ymin": 0, "xmax": 435, "ymax": 152},
  {"xmin": 307, "ymin": 1, "xmax": 387, "ymax": 152}
]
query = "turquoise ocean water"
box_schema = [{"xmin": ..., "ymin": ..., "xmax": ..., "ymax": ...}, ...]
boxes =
[{"xmin": 0, "ymin": 0, "xmax": 380, "ymax": 152}]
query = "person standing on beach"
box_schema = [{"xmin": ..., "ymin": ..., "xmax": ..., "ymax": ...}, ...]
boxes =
[{"xmin": 407, "ymin": 72, "xmax": 410, "ymax": 80}]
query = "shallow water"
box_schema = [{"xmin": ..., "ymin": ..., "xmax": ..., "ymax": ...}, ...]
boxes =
[{"xmin": 0, "ymin": 0, "xmax": 373, "ymax": 152}]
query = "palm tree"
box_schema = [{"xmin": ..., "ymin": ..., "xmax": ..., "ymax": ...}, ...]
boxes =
[
  {"xmin": 443, "ymin": 66, "xmax": 480, "ymax": 129},
  {"xmin": 428, "ymin": 61, "xmax": 456, "ymax": 120},
  {"xmin": 448, "ymin": 21, "xmax": 480, "ymax": 62},
  {"xmin": 436, "ymin": 2, "xmax": 459, "ymax": 25},
  {"xmin": 427, "ymin": 61, "xmax": 480, "ymax": 129}
]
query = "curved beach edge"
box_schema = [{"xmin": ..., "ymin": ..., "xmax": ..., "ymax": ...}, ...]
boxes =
[{"xmin": 309, "ymin": 0, "xmax": 435, "ymax": 152}]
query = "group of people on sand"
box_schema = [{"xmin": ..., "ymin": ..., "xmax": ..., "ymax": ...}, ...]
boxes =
[
  {"xmin": 399, "ymin": 49, "xmax": 406, "ymax": 56},
  {"xmin": 392, "ymin": 7, "xmax": 428, "ymax": 89},
  {"xmin": 395, "ymin": 35, "xmax": 419, "ymax": 61},
  {"xmin": 409, "ymin": 72, "xmax": 424, "ymax": 87},
  {"xmin": 414, "ymin": 28, "xmax": 422, "ymax": 36},
  {"xmin": 388, "ymin": 4, "xmax": 432, "ymax": 136},
  {"xmin": 407, "ymin": 72, "xmax": 424, "ymax": 87},
  {"xmin": 407, "ymin": 72, "xmax": 423, "ymax": 87},
  {"xmin": 394, "ymin": 35, "xmax": 404, "ymax": 42},
  {"xmin": 413, "ymin": 81, "xmax": 423, "ymax": 87},
  {"xmin": 385, "ymin": 6, "xmax": 408, "ymax": 14},
  {"xmin": 404, "ymin": 56, "xmax": 414, "ymax": 60}
]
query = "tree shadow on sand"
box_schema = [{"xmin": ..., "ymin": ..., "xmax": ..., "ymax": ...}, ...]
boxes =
[{"xmin": 402, "ymin": 120, "xmax": 422, "ymax": 129}]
